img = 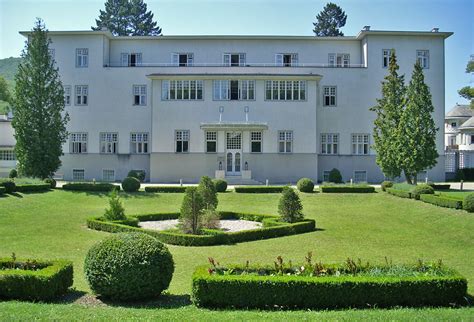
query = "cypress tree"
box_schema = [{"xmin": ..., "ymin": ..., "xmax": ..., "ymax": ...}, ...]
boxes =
[{"xmin": 313, "ymin": 2, "xmax": 347, "ymax": 37}]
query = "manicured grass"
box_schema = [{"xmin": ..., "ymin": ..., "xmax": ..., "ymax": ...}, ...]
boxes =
[
  {"xmin": 438, "ymin": 190, "xmax": 474, "ymax": 200},
  {"xmin": 0, "ymin": 190, "xmax": 473, "ymax": 319}
]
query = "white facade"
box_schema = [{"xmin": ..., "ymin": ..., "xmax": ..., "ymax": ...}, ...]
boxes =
[
  {"xmin": 0, "ymin": 115, "xmax": 16, "ymax": 177},
  {"xmin": 16, "ymin": 28, "xmax": 451, "ymax": 183}
]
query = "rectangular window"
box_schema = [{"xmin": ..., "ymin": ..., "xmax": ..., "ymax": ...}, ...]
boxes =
[
  {"xmin": 251, "ymin": 131, "xmax": 262, "ymax": 153},
  {"xmin": 102, "ymin": 169, "xmax": 115, "ymax": 182},
  {"xmin": 130, "ymin": 132, "xmax": 149, "ymax": 154},
  {"xmin": 121, "ymin": 53, "xmax": 142, "ymax": 67},
  {"xmin": 172, "ymin": 53, "xmax": 193, "ymax": 67},
  {"xmin": 0, "ymin": 149, "xmax": 15, "ymax": 160},
  {"xmin": 354, "ymin": 170, "xmax": 367, "ymax": 183},
  {"xmin": 213, "ymin": 80, "xmax": 255, "ymax": 100},
  {"xmin": 417, "ymin": 50, "xmax": 429, "ymax": 69},
  {"xmin": 133, "ymin": 85, "xmax": 147, "ymax": 105},
  {"xmin": 352, "ymin": 134, "xmax": 370, "ymax": 155},
  {"xmin": 323, "ymin": 86, "xmax": 337, "ymax": 106},
  {"xmin": 213, "ymin": 80, "xmax": 229, "ymax": 100},
  {"xmin": 223, "ymin": 53, "xmax": 246, "ymax": 66},
  {"xmin": 321, "ymin": 133, "xmax": 339, "ymax": 154},
  {"xmin": 72, "ymin": 169, "xmax": 85, "ymax": 181},
  {"xmin": 100, "ymin": 133, "xmax": 118, "ymax": 154},
  {"xmin": 162, "ymin": 80, "xmax": 203, "ymax": 100},
  {"xmin": 276, "ymin": 53, "xmax": 298, "ymax": 67},
  {"xmin": 70, "ymin": 132, "xmax": 88, "ymax": 154},
  {"xmin": 328, "ymin": 53, "xmax": 350, "ymax": 67},
  {"xmin": 205, "ymin": 131, "xmax": 217, "ymax": 153},
  {"xmin": 382, "ymin": 49, "xmax": 393, "ymax": 68},
  {"xmin": 76, "ymin": 48, "xmax": 88, "ymax": 67},
  {"xmin": 451, "ymin": 122, "xmax": 457, "ymax": 128},
  {"xmin": 322, "ymin": 170, "xmax": 331, "ymax": 182},
  {"xmin": 265, "ymin": 81, "xmax": 306, "ymax": 101},
  {"xmin": 278, "ymin": 131, "xmax": 293, "ymax": 153},
  {"xmin": 64, "ymin": 85, "xmax": 71, "ymax": 105},
  {"xmin": 75, "ymin": 85, "xmax": 88, "ymax": 105},
  {"xmin": 175, "ymin": 130, "xmax": 190, "ymax": 153}
]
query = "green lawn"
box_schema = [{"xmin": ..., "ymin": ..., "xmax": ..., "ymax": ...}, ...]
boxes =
[
  {"xmin": 0, "ymin": 190, "xmax": 473, "ymax": 320},
  {"xmin": 438, "ymin": 190, "xmax": 474, "ymax": 200}
]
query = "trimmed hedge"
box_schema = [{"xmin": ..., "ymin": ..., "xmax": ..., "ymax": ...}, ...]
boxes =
[
  {"xmin": 0, "ymin": 179, "xmax": 16, "ymax": 193},
  {"xmin": 87, "ymin": 211, "xmax": 316, "ymax": 246},
  {"xmin": 420, "ymin": 194, "xmax": 463, "ymax": 209},
  {"xmin": 234, "ymin": 186, "xmax": 286, "ymax": 193},
  {"xmin": 213, "ymin": 179, "xmax": 228, "ymax": 192},
  {"xmin": 320, "ymin": 185, "xmax": 375, "ymax": 193},
  {"xmin": 62, "ymin": 182, "xmax": 119, "ymax": 192},
  {"xmin": 192, "ymin": 265, "xmax": 467, "ymax": 309},
  {"xmin": 44, "ymin": 178, "xmax": 57, "ymax": 189},
  {"xmin": 145, "ymin": 186, "xmax": 187, "ymax": 193},
  {"xmin": 463, "ymin": 194, "xmax": 474, "ymax": 213},
  {"xmin": 411, "ymin": 184, "xmax": 434, "ymax": 200},
  {"xmin": 15, "ymin": 183, "xmax": 51, "ymax": 193},
  {"xmin": 428, "ymin": 183, "xmax": 451, "ymax": 190},
  {"xmin": 381, "ymin": 181, "xmax": 393, "ymax": 192},
  {"xmin": 121, "ymin": 176, "xmax": 140, "ymax": 192},
  {"xmin": 0, "ymin": 186, "xmax": 5, "ymax": 195},
  {"xmin": 387, "ymin": 188, "xmax": 412, "ymax": 199},
  {"xmin": 0, "ymin": 258, "xmax": 73, "ymax": 301},
  {"xmin": 297, "ymin": 178, "xmax": 314, "ymax": 193}
]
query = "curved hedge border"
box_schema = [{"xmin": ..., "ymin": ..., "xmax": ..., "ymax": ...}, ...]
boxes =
[
  {"xmin": 420, "ymin": 194, "xmax": 463, "ymax": 209},
  {"xmin": 0, "ymin": 258, "xmax": 73, "ymax": 301},
  {"xmin": 320, "ymin": 185, "xmax": 375, "ymax": 193},
  {"xmin": 145, "ymin": 186, "xmax": 187, "ymax": 193},
  {"xmin": 386, "ymin": 188, "xmax": 412, "ymax": 199},
  {"xmin": 234, "ymin": 186, "xmax": 285, "ymax": 193},
  {"xmin": 87, "ymin": 211, "xmax": 316, "ymax": 246},
  {"xmin": 192, "ymin": 265, "xmax": 467, "ymax": 309},
  {"xmin": 62, "ymin": 182, "xmax": 119, "ymax": 192},
  {"xmin": 15, "ymin": 183, "xmax": 51, "ymax": 193}
]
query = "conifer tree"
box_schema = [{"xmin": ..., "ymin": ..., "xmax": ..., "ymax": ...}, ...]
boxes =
[
  {"xmin": 313, "ymin": 2, "xmax": 347, "ymax": 36},
  {"xmin": 397, "ymin": 62, "xmax": 439, "ymax": 184},
  {"xmin": 12, "ymin": 19, "xmax": 69, "ymax": 179}
]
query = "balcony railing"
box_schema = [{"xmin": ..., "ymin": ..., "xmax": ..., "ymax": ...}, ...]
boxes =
[{"xmin": 104, "ymin": 62, "xmax": 366, "ymax": 68}]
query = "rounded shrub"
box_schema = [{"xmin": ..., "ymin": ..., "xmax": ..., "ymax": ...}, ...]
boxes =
[
  {"xmin": 463, "ymin": 193, "xmax": 474, "ymax": 213},
  {"xmin": 121, "ymin": 176, "xmax": 140, "ymax": 192},
  {"xmin": 213, "ymin": 179, "xmax": 228, "ymax": 193},
  {"xmin": 127, "ymin": 170, "xmax": 145, "ymax": 182},
  {"xmin": 297, "ymin": 178, "xmax": 314, "ymax": 193},
  {"xmin": 278, "ymin": 187, "xmax": 304, "ymax": 223},
  {"xmin": 411, "ymin": 184, "xmax": 434, "ymax": 200},
  {"xmin": 381, "ymin": 181, "xmax": 393, "ymax": 192},
  {"xmin": 8, "ymin": 169, "xmax": 18, "ymax": 179},
  {"xmin": 44, "ymin": 178, "xmax": 57, "ymax": 189},
  {"xmin": 0, "ymin": 179, "xmax": 16, "ymax": 193},
  {"xmin": 328, "ymin": 168, "xmax": 343, "ymax": 184},
  {"xmin": 84, "ymin": 233, "xmax": 174, "ymax": 301}
]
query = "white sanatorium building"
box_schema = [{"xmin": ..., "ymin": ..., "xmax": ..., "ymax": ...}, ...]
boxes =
[{"xmin": 0, "ymin": 27, "xmax": 452, "ymax": 183}]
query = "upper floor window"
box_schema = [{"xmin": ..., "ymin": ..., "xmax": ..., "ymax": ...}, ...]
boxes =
[
  {"xmin": 0, "ymin": 149, "xmax": 16, "ymax": 161},
  {"xmin": 175, "ymin": 130, "xmax": 190, "ymax": 153},
  {"xmin": 213, "ymin": 80, "xmax": 255, "ymax": 100},
  {"xmin": 417, "ymin": 50, "xmax": 429, "ymax": 69},
  {"xmin": 70, "ymin": 132, "xmax": 88, "ymax": 154},
  {"xmin": 162, "ymin": 80, "xmax": 203, "ymax": 100},
  {"xmin": 133, "ymin": 85, "xmax": 147, "ymax": 105},
  {"xmin": 130, "ymin": 132, "xmax": 148, "ymax": 154},
  {"xmin": 251, "ymin": 131, "xmax": 262, "ymax": 153},
  {"xmin": 75, "ymin": 85, "xmax": 88, "ymax": 106},
  {"xmin": 76, "ymin": 48, "xmax": 88, "ymax": 68},
  {"xmin": 265, "ymin": 80, "xmax": 306, "ymax": 101},
  {"xmin": 321, "ymin": 133, "xmax": 339, "ymax": 154},
  {"xmin": 223, "ymin": 53, "xmax": 246, "ymax": 66},
  {"xmin": 275, "ymin": 53, "xmax": 298, "ymax": 67},
  {"xmin": 121, "ymin": 53, "xmax": 142, "ymax": 67},
  {"xmin": 382, "ymin": 49, "xmax": 394, "ymax": 68},
  {"xmin": 323, "ymin": 86, "xmax": 337, "ymax": 106},
  {"xmin": 278, "ymin": 131, "xmax": 293, "ymax": 153},
  {"xmin": 451, "ymin": 122, "xmax": 457, "ymax": 128},
  {"xmin": 64, "ymin": 85, "xmax": 71, "ymax": 106},
  {"xmin": 172, "ymin": 53, "xmax": 193, "ymax": 67},
  {"xmin": 205, "ymin": 131, "xmax": 217, "ymax": 153},
  {"xmin": 328, "ymin": 53, "xmax": 350, "ymax": 67},
  {"xmin": 351, "ymin": 134, "xmax": 370, "ymax": 155},
  {"xmin": 100, "ymin": 132, "xmax": 118, "ymax": 154}
]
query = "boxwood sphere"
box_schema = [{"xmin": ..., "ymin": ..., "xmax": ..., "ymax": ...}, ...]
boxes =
[
  {"xmin": 297, "ymin": 178, "xmax": 314, "ymax": 193},
  {"xmin": 84, "ymin": 233, "xmax": 174, "ymax": 301},
  {"xmin": 213, "ymin": 179, "xmax": 228, "ymax": 192},
  {"xmin": 411, "ymin": 184, "xmax": 434, "ymax": 200},
  {"xmin": 121, "ymin": 176, "xmax": 141, "ymax": 192},
  {"xmin": 463, "ymin": 193, "xmax": 474, "ymax": 213}
]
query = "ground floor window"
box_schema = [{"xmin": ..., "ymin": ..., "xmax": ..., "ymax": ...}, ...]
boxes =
[
  {"xmin": 176, "ymin": 130, "xmax": 190, "ymax": 153},
  {"xmin": 251, "ymin": 131, "xmax": 262, "ymax": 153},
  {"xmin": 205, "ymin": 131, "xmax": 217, "ymax": 153},
  {"xmin": 354, "ymin": 170, "xmax": 367, "ymax": 183},
  {"xmin": 102, "ymin": 169, "xmax": 115, "ymax": 182},
  {"xmin": 0, "ymin": 149, "xmax": 16, "ymax": 161},
  {"xmin": 72, "ymin": 169, "xmax": 85, "ymax": 181}
]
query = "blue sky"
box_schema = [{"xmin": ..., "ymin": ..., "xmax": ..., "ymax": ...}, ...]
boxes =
[{"xmin": 0, "ymin": 0, "xmax": 472, "ymax": 110}]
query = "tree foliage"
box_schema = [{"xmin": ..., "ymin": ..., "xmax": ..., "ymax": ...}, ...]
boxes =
[
  {"xmin": 458, "ymin": 56, "xmax": 473, "ymax": 107},
  {"xmin": 92, "ymin": 0, "xmax": 162, "ymax": 36},
  {"xmin": 12, "ymin": 19, "xmax": 69, "ymax": 179},
  {"xmin": 179, "ymin": 187, "xmax": 205, "ymax": 234},
  {"xmin": 198, "ymin": 176, "xmax": 218, "ymax": 210},
  {"xmin": 0, "ymin": 76, "xmax": 11, "ymax": 103},
  {"xmin": 104, "ymin": 189, "xmax": 126, "ymax": 221},
  {"xmin": 278, "ymin": 187, "xmax": 304, "ymax": 223},
  {"xmin": 370, "ymin": 50, "xmax": 405, "ymax": 179},
  {"xmin": 313, "ymin": 2, "xmax": 347, "ymax": 37}
]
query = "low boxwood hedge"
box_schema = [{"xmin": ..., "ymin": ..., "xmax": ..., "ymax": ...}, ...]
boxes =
[
  {"xmin": 420, "ymin": 194, "xmax": 463, "ymax": 209},
  {"xmin": 191, "ymin": 265, "xmax": 467, "ymax": 309},
  {"xmin": 87, "ymin": 211, "xmax": 316, "ymax": 246},
  {"xmin": 62, "ymin": 182, "xmax": 119, "ymax": 192},
  {"xmin": 386, "ymin": 188, "xmax": 412, "ymax": 199},
  {"xmin": 15, "ymin": 183, "xmax": 51, "ymax": 193},
  {"xmin": 234, "ymin": 186, "xmax": 286, "ymax": 193},
  {"xmin": 0, "ymin": 187, "xmax": 5, "ymax": 195},
  {"xmin": 145, "ymin": 186, "xmax": 187, "ymax": 193},
  {"xmin": 320, "ymin": 185, "xmax": 375, "ymax": 193},
  {"xmin": 428, "ymin": 183, "xmax": 451, "ymax": 190},
  {"xmin": 0, "ymin": 258, "xmax": 73, "ymax": 301}
]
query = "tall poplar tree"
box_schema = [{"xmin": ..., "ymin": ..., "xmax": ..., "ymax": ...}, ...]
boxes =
[
  {"xmin": 397, "ymin": 62, "xmax": 438, "ymax": 184},
  {"xmin": 370, "ymin": 50, "xmax": 405, "ymax": 179},
  {"xmin": 313, "ymin": 2, "xmax": 347, "ymax": 36},
  {"xmin": 12, "ymin": 19, "xmax": 69, "ymax": 179}
]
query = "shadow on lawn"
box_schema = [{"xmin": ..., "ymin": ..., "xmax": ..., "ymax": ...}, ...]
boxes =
[
  {"xmin": 99, "ymin": 293, "xmax": 191, "ymax": 309},
  {"xmin": 60, "ymin": 190, "xmax": 163, "ymax": 199}
]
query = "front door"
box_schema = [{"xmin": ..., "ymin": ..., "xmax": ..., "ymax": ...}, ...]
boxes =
[{"xmin": 226, "ymin": 132, "xmax": 242, "ymax": 176}]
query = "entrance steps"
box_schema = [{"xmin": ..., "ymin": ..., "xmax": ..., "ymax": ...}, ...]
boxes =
[{"xmin": 224, "ymin": 177, "xmax": 262, "ymax": 186}]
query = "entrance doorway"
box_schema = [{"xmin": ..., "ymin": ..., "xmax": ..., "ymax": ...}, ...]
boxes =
[{"xmin": 226, "ymin": 132, "xmax": 242, "ymax": 176}]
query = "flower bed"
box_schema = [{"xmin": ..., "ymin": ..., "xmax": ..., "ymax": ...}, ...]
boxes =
[
  {"xmin": 192, "ymin": 258, "xmax": 467, "ymax": 309},
  {"xmin": 87, "ymin": 211, "xmax": 316, "ymax": 246},
  {"xmin": 0, "ymin": 258, "xmax": 73, "ymax": 301}
]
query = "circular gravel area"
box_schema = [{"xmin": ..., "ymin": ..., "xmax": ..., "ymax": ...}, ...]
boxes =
[{"xmin": 139, "ymin": 219, "xmax": 262, "ymax": 232}]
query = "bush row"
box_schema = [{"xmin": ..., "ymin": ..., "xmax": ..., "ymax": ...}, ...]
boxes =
[
  {"xmin": 320, "ymin": 185, "xmax": 375, "ymax": 193},
  {"xmin": 87, "ymin": 211, "xmax": 316, "ymax": 246},
  {"xmin": 386, "ymin": 188, "xmax": 412, "ymax": 199},
  {"xmin": 145, "ymin": 186, "xmax": 187, "ymax": 193},
  {"xmin": 234, "ymin": 186, "xmax": 286, "ymax": 193},
  {"xmin": 191, "ymin": 265, "xmax": 467, "ymax": 309},
  {"xmin": 0, "ymin": 187, "xmax": 5, "ymax": 195},
  {"xmin": 419, "ymin": 194, "xmax": 463, "ymax": 210},
  {"xmin": 62, "ymin": 182, "xmax": 119, "ymax": 192},
  {"xmin": 428, "ymin": 183, "xmax": 451, "ymax": 190},
  {"xmin": 15, "ymin": 183, "xmax": 51, "ymax": 193},
  {"xmin": 0, "ymin": 258, "xmax": 73, "ymax": 301}
]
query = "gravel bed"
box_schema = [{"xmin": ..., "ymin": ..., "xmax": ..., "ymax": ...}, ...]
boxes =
[{"xmin": 139, "ymin": 219, "xmax": 262, "ymax": 232}]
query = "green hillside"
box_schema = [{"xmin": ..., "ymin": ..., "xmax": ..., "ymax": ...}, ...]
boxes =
[{"xmin": 0, "ymin": 57, "xmax": 21, "ymax": 114}]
